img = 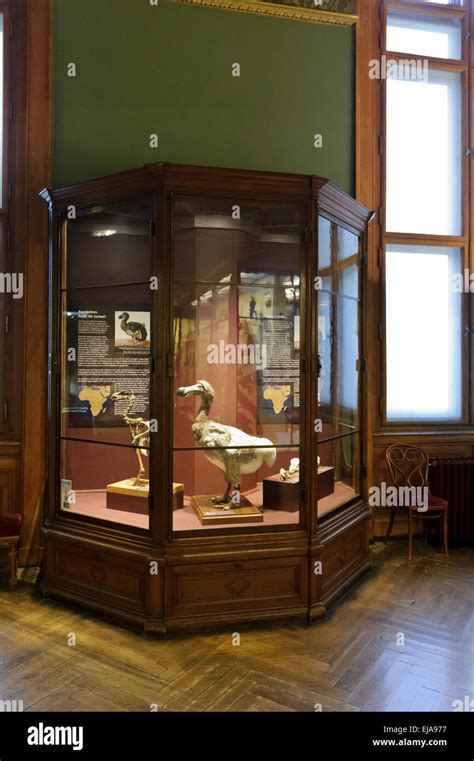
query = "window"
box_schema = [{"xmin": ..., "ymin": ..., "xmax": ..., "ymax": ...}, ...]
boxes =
[
  {"xmin": 382, "ymin": 0, "xmax": 468, "ymax": 424},
  {"xmin": 386, "ymin": 70, "xmax": 462, "ymax": 235},
  {"xmin": 385, "ymin": 245, "xmax": 462, "ymax": 421},
  {"xmin": 387, "ymin": 12, "xmax": 462, "ymax": 59}
]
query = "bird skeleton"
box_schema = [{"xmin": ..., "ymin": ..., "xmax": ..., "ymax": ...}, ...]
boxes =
[
  {"xmin": 280, "ymin": 457, "xmax": 300, "ymax": 481},
  {"xmin": 112, "ymin": 390, "xmax": 150, "ymax": 486}
]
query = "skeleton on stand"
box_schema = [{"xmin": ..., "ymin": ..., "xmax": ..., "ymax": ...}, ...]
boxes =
[{"xmin": 111, "ymin": 390, "xmax": 151, "ymax": 486}]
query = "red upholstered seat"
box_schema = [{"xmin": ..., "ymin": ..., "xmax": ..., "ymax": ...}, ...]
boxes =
[
  {"xmin": 427, "ymin": 494, "xmax": 448, "ymax": 509},
  {"xmin": 407, "ymin": 494, "xmax": 448, "ymax": 511},
  {"xmin": 0, "ymin": 513, "xmax": 22, "ymax": 537}
]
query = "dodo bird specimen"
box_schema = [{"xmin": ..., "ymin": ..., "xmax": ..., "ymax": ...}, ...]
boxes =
[
  {"xmin": 176, "ymin": 380, "xmax": 276, "ymax": 507},
  {"xmin": 118, "ymin": 312, "xmax": 148, "ymax": 342}
]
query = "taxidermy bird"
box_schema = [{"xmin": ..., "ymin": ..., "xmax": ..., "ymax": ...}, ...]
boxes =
[
  {"xmin": 176, "ymin": 380, "xmax": 276, "ymax": 507},
  {"xmin": 118, "ymin": 312, "xmax": 147, "ymax": 342}
]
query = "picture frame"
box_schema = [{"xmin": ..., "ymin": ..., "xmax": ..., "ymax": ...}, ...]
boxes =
[{"xmin": 171, "ymin": 0, "xmax": 358, "ymax": 27}]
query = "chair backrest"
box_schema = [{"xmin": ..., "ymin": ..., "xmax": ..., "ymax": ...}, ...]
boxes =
[{"xmin": 385, "ymin": 444, "xmax": 429, "ymax": 489}]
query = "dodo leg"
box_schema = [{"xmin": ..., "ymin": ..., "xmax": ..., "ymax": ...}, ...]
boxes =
[
  {"xmin": 212, "ymin": 482, "xmax": 232, "ymax": 506},
  {"xmin": 230, "ymin": 484, "xmax": 241, "ymax": 506},
  {"xmin": 134, "ymin": 448, "xmax": 145, "ymax": 486}
]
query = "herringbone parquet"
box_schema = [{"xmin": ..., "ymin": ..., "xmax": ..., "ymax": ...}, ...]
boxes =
[{"xmin": 0, "ymin": 540, "xmax": 472, "ymax": 712}]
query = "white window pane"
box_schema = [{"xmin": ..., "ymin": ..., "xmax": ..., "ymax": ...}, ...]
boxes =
[
  {"xmin": 386, "ymin": 70, "xmax": 462, "ymax": 235},
  {"xmin": 387, "ymin": 12, "xmax": 462, "ymax": 60},
  {"xmin": 386, "ymin": 245, "xmax": 462, "ymax": 421}
]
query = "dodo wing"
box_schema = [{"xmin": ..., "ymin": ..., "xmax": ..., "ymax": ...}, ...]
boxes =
[{"xmin": 203, "ymin": 423, "xmax": 233, "ymax": 448}]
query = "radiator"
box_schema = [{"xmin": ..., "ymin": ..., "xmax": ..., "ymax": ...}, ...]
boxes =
[{"xmin": 429, "ymin": 458, "xmax": 474, "ymax": 542}]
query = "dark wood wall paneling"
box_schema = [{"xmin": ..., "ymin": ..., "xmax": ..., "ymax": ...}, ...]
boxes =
[{"xmin": 0, "ymin": 0, "xmax": 51, "ymax": 567}]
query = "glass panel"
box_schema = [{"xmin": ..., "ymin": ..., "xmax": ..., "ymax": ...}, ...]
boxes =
[
  {"xmin": 318, "ymin": 216, "xmax": 331, "ymax": 269},
  {"xmin": 386, "ymin": 245, "xmax": 462, "ymax": 421},
  {"xmin": 318, "ymin": 292, "xmax": 359, "ymax": 436},
  {"xmin": 59, "ymin": 198, "xmax": 155, "ymax": 530},
  {"xmin": 173, "ymin": 197, "xmax": 302, "ymax": 284},
  {"xmin": 340, "ymin": 262, "xmax": 359, "ymax": 300},
  {"xmin": 318, "ymin": 220, "xmax": 360, "ymax": 293},
  {"xmin": 338, "ymin": 226, "xmax": 359, "ymax": 262},
  {"xmin": 61, "ymin": 284, "xmax": 152, "ymax": 439},
  {"xmin": 317, "ymin": 217, "xmax": 362, "ymax": 521},
  {"xmin": 172, "ymin": 196, "xmax": 304, "ymax": 532},
  {"xmin": 173, "ymin": 282, "xmax": 300, "ymax": 447},
  {"xmin": 317, "ymin": 434, "xmax": 360, "ymax": 518},
  {"xmin": 65, "ymin": 198, "xmax": 154, "ymax": 290},
  {"xmin": 60, "ymin": 440, "xmax": 150, "ymax": 530},
  {"xmin": 386, "ymin": 69, "xmax": 462, "ymax": 236},
  {"xmin": 173, "ymin": 447, "xmax": 300, "ymax": 531},
  {"xmin": 387, "ymin": 12, "xmax": 462, "ymax": 60},
  {"xmin": 318, "ymin": 289, "xmax": 333, "ymax": 411}
]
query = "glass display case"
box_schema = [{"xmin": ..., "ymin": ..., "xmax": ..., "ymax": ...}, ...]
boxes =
[
  {"xmin": 317, "ymin": 216, "xmax": 362, "ymax": 520},
  {"xmin": 41, "ymin": 163, "xmax": 373, "ymax": 633}
]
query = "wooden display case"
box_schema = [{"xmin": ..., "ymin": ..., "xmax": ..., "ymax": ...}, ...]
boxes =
[{"xmin": 40, "ymin": 162, "xmax": 372, "ymax": 633}]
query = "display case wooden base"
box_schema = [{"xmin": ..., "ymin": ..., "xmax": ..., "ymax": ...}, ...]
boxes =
[{"xmin": 40, "ymin": 502, "xmax": 371, "ymax": 634}]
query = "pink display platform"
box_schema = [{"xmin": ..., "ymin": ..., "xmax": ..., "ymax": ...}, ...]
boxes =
[{"xmin": 64, "ymin": 482, "xmax": 357, "ymax": 531}]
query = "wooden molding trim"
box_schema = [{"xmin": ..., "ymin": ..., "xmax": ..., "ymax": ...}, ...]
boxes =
[
  {"xmin": 356, "ymin": 0, "xmax": 381, "ymax": 504},
  {"xmin": 171, "ymin": 0, "xmax": 358, "ymax": 26},
  {"xmin": 20, "ymin": 0, "xmax": 52, "ymax": 566}
]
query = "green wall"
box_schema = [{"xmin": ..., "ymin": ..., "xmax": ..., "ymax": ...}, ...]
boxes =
[{"xmin": 53, "ymin": 0, "xmax": 355, "ymax": 194}]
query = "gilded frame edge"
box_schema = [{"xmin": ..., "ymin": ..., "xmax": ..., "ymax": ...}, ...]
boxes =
[{"xmin": 171, "ymin": 0, "xmax": 358, "ymax": 27}]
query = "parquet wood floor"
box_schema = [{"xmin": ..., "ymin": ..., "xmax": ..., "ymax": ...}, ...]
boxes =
[{"xmin": 0, "ymin": 540, "xmax": 472, "ymax": 712}]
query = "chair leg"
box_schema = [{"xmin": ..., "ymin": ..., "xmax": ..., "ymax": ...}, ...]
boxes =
[
  {"xmin": 443, "ymin": 510, "xmax": 449, "ymax": 559},
  {"xmin": 408, "ymin": 510, "xmax": 413, "ymax": 561},
  {"xmin": 8, "ymin": 542, "xmax": 18, "ymax": 589},
  {"xmin": 385, "ymin": 507, "xmax": 397, "ymax": 543}
]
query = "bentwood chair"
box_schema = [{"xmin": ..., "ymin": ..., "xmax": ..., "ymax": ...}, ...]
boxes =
[
  {"xmin": 384, "ymin": 445, "xmax": 448, "ymax": 561},
  {"xmin": 0, "ymin": 513, "xmax": 22, "ymax": 588}
]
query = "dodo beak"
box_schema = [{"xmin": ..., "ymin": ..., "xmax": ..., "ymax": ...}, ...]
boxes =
[{"xmin": 176, "ymin": 383, "xmax": 201, "ymax": 397}]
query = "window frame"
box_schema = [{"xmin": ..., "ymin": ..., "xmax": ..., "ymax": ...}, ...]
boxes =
[{"xmin": 379, "ymin": 0, "xmax": 472, "ymax": 429}]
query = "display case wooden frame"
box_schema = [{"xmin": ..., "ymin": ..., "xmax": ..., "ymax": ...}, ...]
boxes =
[{"xmin": 40, "ymin": 162, "xmax": 372, "ymax": 633}]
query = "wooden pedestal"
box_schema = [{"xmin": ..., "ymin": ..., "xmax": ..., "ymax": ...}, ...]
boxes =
[
  {"xmin": 263, "ymin": 473, "xmax": 299, "ymax": 511},
  {"xmin": 191, "ymin": 495, "xmax": 263, "ymax": 525},
  {"xmin": 263, "ymin": 466, "xmax": 335, "ymax": 510},
  {"xmin": 106, "ymin": 479, "xmax": 184, "ymax": 515}
]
